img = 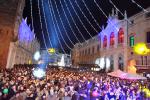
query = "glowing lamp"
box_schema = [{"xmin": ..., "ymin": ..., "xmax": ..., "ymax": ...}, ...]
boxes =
[
  {"xmin": 33, "ymin": 68, "xmax": 45, "ymax": 78},
  {"xmin": 48, "ymin": 48, "xmax": 55, "ymax": 54},
  {"xmin": 133, "ymin": 43, "xmax": 150, "ymax": 55},
  {"xmin": 34, "ymin": 51, "xmax": 40, "ymax": 61}
]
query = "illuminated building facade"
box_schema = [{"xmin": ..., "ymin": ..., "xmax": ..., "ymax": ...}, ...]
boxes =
[
  {"xmin": 0, "ymin": 0, "xmax": 25, "ymax": 68},
  {"xmin": 72, "ymin": 7, "xmax": 150, "ymax": 72},
  {"xmin": 6, "ymin": 18, "xmax": 40, "ymax": 68}
]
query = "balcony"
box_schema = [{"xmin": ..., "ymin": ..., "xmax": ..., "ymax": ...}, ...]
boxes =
[{"xmin": 136, "ymin": 65, "xmax": 150, "ymax": 73}]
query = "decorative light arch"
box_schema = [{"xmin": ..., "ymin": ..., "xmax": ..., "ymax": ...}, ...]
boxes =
[
  {"xmin": 110, "ymin": 32, "xmax": 115, "ymax": 46},
  {"xmin": 103, "ymin": 35, "xmax": 107, "ymax": 48},
  {"xmin": 118, "ymin": 28, "xmax": 124, "ymax": 44}
]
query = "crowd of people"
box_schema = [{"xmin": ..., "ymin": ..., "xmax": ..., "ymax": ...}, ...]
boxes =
[{"xmin": 0, "ymin": 64, "xmax": 150, "ymax": 100}]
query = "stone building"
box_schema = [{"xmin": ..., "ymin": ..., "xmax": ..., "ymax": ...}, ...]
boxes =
[
  {"xmin": 72, "ymin": 7, "xmax": 150, "ymax": 73},
  {"xmin": 0, "ymin": 0, "xmax": 25, "ymax": 68},
  {"xmin": 6, "ymin": 18, "xmax": 40, "ymax": 68}
]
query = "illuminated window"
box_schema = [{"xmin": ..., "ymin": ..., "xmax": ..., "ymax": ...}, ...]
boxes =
[
  {"xmin": 130, "ymin": 36, "xmax": 134, "ymax": 47},
  {"xmin": 110, "ymin": 32, "xmax": 115, "ymax": 46},
  {"xmin": 103, "ymin": 35, "xmax": 107, "ymax": 48},
  {"xmin": 118, "ymin": 28, "xmax": 124, "ymax": 44}
]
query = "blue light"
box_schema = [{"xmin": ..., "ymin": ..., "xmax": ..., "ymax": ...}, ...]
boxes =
[
  {"xmin": 18, "ymin": 18, "xmax": 34, "ymax": 44},
  {"xmin": 33, "ymin": 68, "xmax": 45, "ymax": 78},
  {"xmin": 34, "ymin": 51, "xmax": 41, "ymax": 61}
]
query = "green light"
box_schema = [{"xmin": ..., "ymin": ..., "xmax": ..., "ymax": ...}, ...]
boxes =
[{"xmin": 130, "ymin": 36, "xmax": 134, "ymax": 47}]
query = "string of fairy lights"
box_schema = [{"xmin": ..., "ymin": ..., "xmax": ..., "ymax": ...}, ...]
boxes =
[
  {"xmin": 59, "ymin": 0, "xmax": 82, "ymax": 44},
  {"xmin": 37, "ymin": 0, "xmax": 47, "ymax": 49},
  {"xmin": 29, "ymin": 0, "xmax": 148, "ymax": 53},
  {"xmin": 74, "ymin": 0, "xmax": 99, "ymax": 33},
  {"xmin": 67, "ymin": 0, "xmax": 93, "ymax": 38},
  {"xmin": 63, "ymin": 0, "xmax": 87, "ymax": 42},
  {"xmin": 41, "ymin": 0, "xmax": 53, "ymax": 49},
  {"xmin": 47, "ymin": 0, "xmax": 67, "ymax": 53},
  {"xmin": 53, "ymin": 0, "xmax": 75, "ymax": 47},
  {"xmin": 49, "ymin": 0, "xmax": 72, "ymax": 50}
]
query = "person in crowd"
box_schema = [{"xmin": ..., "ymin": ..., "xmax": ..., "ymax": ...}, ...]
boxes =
[{"xmin": 0, "ymin": 64, "xmax": 149, "ymax": 100}]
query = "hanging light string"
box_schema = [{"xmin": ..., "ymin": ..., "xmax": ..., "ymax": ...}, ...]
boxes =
[
  {"xmin": 53, "ymin": 0, "xmax": 75, "ymax": 47},
  {"xmin": 30, "ymin": 0, "xmax": 34, "ymax": 30},
  {"xmin": 37, "ymin": 0, "xmax": 47, "ymax": 49},
  {"xmin": 67, "ymin": 0, "xmax": 93, "ymax": 38},
  {"xmin": 47, "ymin": 0, "xmax": 67, "ymax": 54},
  {"xmin": 109, "ymin": 0, "xmax": 132, "ymax": 24},
  {"xmin": 63, "ymin": 0, "xmax": 86, "ymax": 42},
  {"xmin": 59, "ymin": 0, "xmax": 82, "ymax": 44},
  {"xmin": 41, "ymin": 0, "xmax": 54, "ymax": 49},
  {"xmin": 80, "ymin": 0, "xmax": 105, "ymax": 35},
  {"xmin": 130, "ymin": 0, "xmax": 148, "ymax": 12},
  {"xmin": 74, "ymin": 0, "xmax": 99, "ymax": 33},
  {"xmin": 93, "ymin": 0, "xmax": 119, "ymax": 31},
  {"xmin": 109, "ymin": 0, "xmax": 124, "ymax": 17},
  {"xmin": 81, "ymin": 0, "xmax": 101, "ymax": 29},
  {"xmin": 49, "ymin": 0, "xmax": 72, "ymax": 50}
]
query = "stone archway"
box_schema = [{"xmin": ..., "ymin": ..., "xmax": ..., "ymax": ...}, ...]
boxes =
[
  {"xmin": 109, "ymin": 55, "xmax": 114, "ymax": 72},
  {"xmin": 118, "ymin": 54, "xmax": 124, "ymax": 71}
]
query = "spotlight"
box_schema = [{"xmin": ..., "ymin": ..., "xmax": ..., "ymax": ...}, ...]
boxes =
[
  {"xmin": 33, "ymin": 68, "xmax": 45, "ymax": 78},
  {"xmin": 34, "ymin": 51, "xmax": 40, "ymax": 61}
]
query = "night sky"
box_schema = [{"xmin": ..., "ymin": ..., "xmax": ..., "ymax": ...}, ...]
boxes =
[{"xmin": 23, "ymin": 0, "xmax": 150, "ymax": 53}]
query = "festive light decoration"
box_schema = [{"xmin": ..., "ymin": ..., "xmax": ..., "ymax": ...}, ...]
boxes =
[
  {"xmin": 47, "ymin": 0, "xmax": 67, "ymax": 53},
  {"xmin": 74, "ymin": 0, "xmax": 99, "ymax": 33},
  {"xmin": 59, "ymin": 0, "xmax": 82, "ymax": 44},
  {"xmin": 37, "ymin": 0, "xmax": 47, "ymax": 49},
  {"xmin": 67, "ymin": 0, "xmax": 93, "ymax": 38},
  {"xmin": 133, "ymin": 43, "xmax": 150, "ymax": 55},
  {"xmin": 18, "ymin": 18, "xmax": 34, "ymax": 44},
  {"xmin": 41, "ymin": 0, "xmax": 53, "ymax": 48},
  {"xmin": 49, "ymin": 0, "xmax": 72, "ymax": 50},
  {"xmin": 34, "ymin": 51, "xmax": 41, "ymax": 61},
  {"xmin": 130, "ymin": 0, "xmax": 148, "ymax": 12},
  {"xmin": 82, "ymin": 0, "xmax": 100, "ymax": 29},
  {"xmin": 93, "ymin": 0, "xmax": 119, "ymax": 31},
  {"xmin": 33, "ymin": 68, "xmax": 45, "ymax": 78},
  {"xmin": 63, "ymin": 0, "xmax": 86, "ymax": 42},
  {"xmin": 30, "ymin": 0, "xmax": 34, "ymax": 29},
  {"xmin": 47, "ymin": 48, "xmax": 56, "ymax": 54},
  {"xmin": 53, "ymin": 0, "xmax": 75, "ymax": 46}
]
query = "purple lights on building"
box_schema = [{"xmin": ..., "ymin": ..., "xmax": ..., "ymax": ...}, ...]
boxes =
[{"xmin": 18, "ymin": 18, "xmax": 34, "ymax": 44}]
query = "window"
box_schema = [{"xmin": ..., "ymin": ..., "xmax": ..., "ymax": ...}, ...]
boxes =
[
  {"xmin": 92, "ymin": 47, "xmax": 94, "ymax": 54},
  {"xmin": 146, "ymin": 31, "xmax": 150, "ymax": 43},
  {"xmin": 85, "ymin": 49, "xmax": 87, "ymax": 55},
  {"xmin": 129, "ymin": 36, "xmax": 134, "ymax": 47},
  {"xmin": 103, "ymin": 35, "xmax": 107, "ymax": 48},
  {"xmin": 118, "ymin": 28, "xmax": 124, "ymax": 44},
  {"xmin": 110, "ymin": 32, "xmax": 115, "ymax": 46},
  {"xmin": 88, "ymin": 48, "xmax": 90, "ymax": 54},
  {"xmin": 97, "ymin": 44, "xmax": 100, "ymax": 52}
]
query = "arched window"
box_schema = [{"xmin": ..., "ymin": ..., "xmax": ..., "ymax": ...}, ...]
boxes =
[
  {"xmin": 110, "ymin": 32, "xmax": 115, "ymax": 46},
  {"xmin": 103, "ymin": 35, "xmax": 107, "ymax": 48},
  {"xmin": 118, "ymin": 28, "xmax": 124, "ymax": 43}
]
